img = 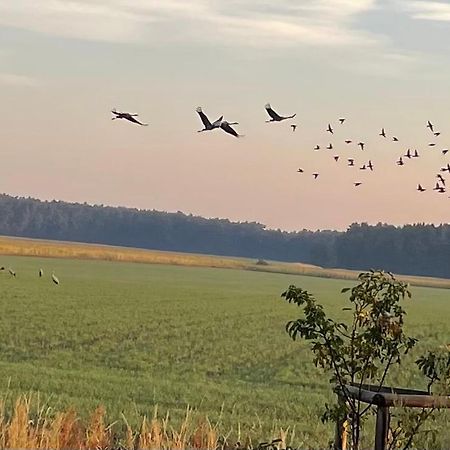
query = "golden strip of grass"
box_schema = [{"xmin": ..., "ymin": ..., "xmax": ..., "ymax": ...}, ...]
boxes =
[
  {"xmin": 0, "ymin": 235, "xmax": 449, "ymax": 289},
  {"xmin": 0, "ymin": 394, "xmax": 294, "ymax": 450}
]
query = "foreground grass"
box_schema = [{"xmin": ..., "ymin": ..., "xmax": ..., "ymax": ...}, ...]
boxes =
[
  {"xmin": 1, "ymin": 235, "xmax": 450, "ymax": 289},
  {"xmin": 0, "ymin": 255, "xmax": 449, "ymax": 447}
]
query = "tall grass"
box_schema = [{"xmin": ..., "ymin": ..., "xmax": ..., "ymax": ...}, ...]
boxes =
[{"xmin": 0, "ymin": 394, "xmax": 295, "ymax": 449}]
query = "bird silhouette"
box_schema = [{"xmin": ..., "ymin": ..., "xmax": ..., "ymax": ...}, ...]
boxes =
[
  {"xmin": 380, "ymin": 128, "xmax": 386, "ymax": 138},
  {"xmin": 52, "ymin": 272, "xmax": 59, "ymax": 285},
  {"xmin": 392, "ymin": 136, "xmax": 399, "ymax": 142},
  {"xmin": 358, "ymin": 142, "xmax": 365, "ymax": 150},
  {"xmin": 265, "ymin": 104, "xmax": 295, "ymax": 122},
  {"xmin": 314, "ymin": 145, "xmax": 320, "ymax": 150},
  {"xmin": 196, "ymin": 107, "xmax": 223, "ymax": 132},
  {"xmin": 368, "ymin": 160, "xmax": 374, "ymax": 171},
  {"xmin": 434, "ymin": 132, "xmax": 441, "ymax": 137},
  {"xmin": 220, "ymin": 121, "xmax": 241, "ymax": 138},
  {"xmin": 443, "ymin": 149, "xmax": 449, "ymax": 155},
  {"xmin": 354, "ymin": 182, "xmax": 362, "ymax": 187},
  {"xmin": 405, "ymin": 149, "xmax": 412, "ymax": 159},
  {"xmin": 348, "ymin": 158, "xmax": 355, "ymax": 166},
  {"xmin": 437, "ymin": 174, "xmax": 446, "ymax": 185},
  {"xmin": 313, "ymin": 173, "xmax": 319, "ymax": 179},
  {"xmin": 345, "ymin": 140, "xmax": 352, "ymax": 144},
  {"xmin": 39, "ymin": 268, "xmax": 43, "ymax": 277},
  {"xmin": 441, "ymin": 164, "xmax": 450, "ymax": 173},
  {"xmin": 339, "ymin": 118, "xmax": 345, "ymax": 124},
  {"xmin": 111, "ymin": 109, "xmax": 148, "ymax": 126},
  {"xmin": 360, "ymin": 164, "xmax": 366, "ymax": 170},
  {"xmin": 397, "ymin": 157, "xmax": 404, "ymax": 166},
  {"xmin": 8, "ymin": 268, "xmax": 15, "ymax": 277},
  {"xmin": 429, "ymin": 143, "xmax": 436, "ymax": 147},
  {"xmin": 413, "ymin": 150, "xmax": 419, "ymax": 158},
  {"xmin": 291, "ymin": 124, "xmax": 297, "ymax": 132},
  {"xmin": 326, "ymin": 143, "xmax": 333, "ymax": 150},
  {"xmin": 297, "ymin": 168, "xmax": 304, "ymax": 173},
  {"xmin": 427, "ymin": 121, "xmax": 434, "ymax": 132},
  {"xmin": 327, "ymin": 124, "xmax": 334, "ymax": 134},
  {"xmin": 417, "ymin": 184, "xmax": 426, "ymax": 192},
  {"xmin": 334, "ymin": 155, "xmax": 339, "ymax": 162}
]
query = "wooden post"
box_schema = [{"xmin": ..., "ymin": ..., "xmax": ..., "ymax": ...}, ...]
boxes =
[
  {"xmin": 374, "ymin": 406, "xmax": 390, "ymax": 450},
  {"xmin": 334, "ymin": 417, "xmax": 348, "ymax": 450}
]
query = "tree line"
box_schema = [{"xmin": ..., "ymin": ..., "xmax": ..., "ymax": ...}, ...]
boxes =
[{"xmin": 0, "ymin": 194, "xmax": 449, "ymax": 278}]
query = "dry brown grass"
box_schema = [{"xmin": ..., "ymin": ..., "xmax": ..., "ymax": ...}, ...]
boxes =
[
  {"xmin": 0, "ymin": 235, "xmax": 449, "ymax": 290},
  {"xmin": 0, "ymin": 394, "xmax": 293, "ymax": 450}
]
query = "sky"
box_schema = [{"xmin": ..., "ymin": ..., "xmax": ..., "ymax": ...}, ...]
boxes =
[{"xmin": 1, "ymin": 0, "xmax": 450, "ymax": 231}]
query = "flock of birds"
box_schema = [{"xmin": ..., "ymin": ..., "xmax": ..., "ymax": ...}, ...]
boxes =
[
  {"xmin": 112, "ymin": 104, "xmax": 449, "ymax": 194},
  {"xmin": 1, "ymin": 266, "xmax": 59, "ymax": 285}
]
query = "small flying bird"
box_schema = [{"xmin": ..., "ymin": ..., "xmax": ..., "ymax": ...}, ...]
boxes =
[
  {"xmin": 314, "ymin": 145, "xmax": 320, "ymax": 150},
  {"xmin": 433, "ymin": 182, "xmax": 441, "ymax": 191},
  {"xmin": 379, "ymin": 128, "xmax": 386, "ymax": 138},
  {"xmin": 220, "ymin": 121, "xmax": 241, "ymax": 138},
  {"xmin": 339, "ymin": 118, "xmax": 345, "ymax": 124},
  {"xmin": 196, "ymin": 107, "xmax": 223, "ymax": 132},
  {"xmin": 427, "ymin": 120, "xmax": 434, "ymax": 132},
  {"xmin": 51, "ymin": 272, "xmax": 59, "ymax": 285},
  {"xmin": 413, "ymin": 150, "xmax": 419, "ymax": 158},
  {"xmin": 360, "ymin": 164, "xmax": 367, "ymax": 170},
  {"xmin": 111, "ymin": 109, "xmax": 148, "ymax": 126},
  {"xmin": 345, "ymin": 140, "xmax": 352, "ymax": 144},
  {"xmin": 443, "ymin": 149, "xmax": 449, "ymax": 155},
  {"xmin": 368, "ymin": 160, "xmax": 374, "ymax": 171},
  {"xmin": 429, "ymin": 143, "xmax": 436, "ymax": 147},
  {"xmin": 438, "ymin": 187, "xmax": 446, "ymax": 193},
  {"xmin": 404, "ymin": 149, "xmax": 412, "ymax": 159},
  {"xmin": 396, "ymin": 157, "xmax": 404, "ymax": 166},
  {"xmin": 417, "ymin": 184, "xmax": 426, "ymax": 192},
  {"xmin": 297, "ymin": 168, "xmax": 304, "ymax": 173},
  {"xmin": 8, "ymin": 268, "xmax": 15, "ymax": 277},
  {"xmin": 354, "ymin": 182, "xmax": 362, "ymax": 187},
  {"xmin": 441, "ymin": 164, "xmax": 450, "ymax": 172},
  {"xmin": 437, "ymin": 174, "xmax": 446, "ymax": 185},
  {"xmin": 358, "ymin": 142, "xmax": 365, "ymax": 150},
  {"xmin": 39, "ymin": 268, "xmax": 43, "ymax": 277},
  {"xmin": 312, "ymin": 173, "xmax": 319, "ymax": 179},
  {"xmin": 392, "ymin": 136, "xmax": 399, "ymax": 142},
  {"xmin": 291, "ymin": 124, "xmax": 297, "ymax": 132},
  {"xmin": 334, "ymin": 155, "xmax": 339, "ymax": 162},
  {"xmin": 327, "ymin": 123, "xmax": 334, "ymax": 134},
  {"xmin": 434, "ymin": 132, "xmax": 441, "ymax": 137},
  {"xmin": 326, "ymin": 143, "xmax": 333, "ymax": 150},
  {"xmin": 348, "ymin": 158, "xmax": 355, "ymax": 166},
  {"xmin": 264, "ymin": 103, "xmax": 296, "ymax": 122}
]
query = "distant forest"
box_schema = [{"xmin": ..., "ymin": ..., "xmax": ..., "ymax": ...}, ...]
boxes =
[{"xmin": 0, "ymin": 193, "xmax": 449, "ymax": 278}]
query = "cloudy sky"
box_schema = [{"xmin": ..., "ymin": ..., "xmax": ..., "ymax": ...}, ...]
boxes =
[{"xmin": 1, "ymin": 0, "xmax": 450, "ymax": 230}]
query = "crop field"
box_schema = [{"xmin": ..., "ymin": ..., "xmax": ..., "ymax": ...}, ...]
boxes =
[{"xmin": 0, "ymin": 249, "xmax": 449, "ymax": 447}]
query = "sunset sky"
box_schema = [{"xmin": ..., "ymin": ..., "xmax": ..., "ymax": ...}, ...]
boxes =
[{"xmin": 1, "ymin": 1, "xmax": 450, "ymax": 231}]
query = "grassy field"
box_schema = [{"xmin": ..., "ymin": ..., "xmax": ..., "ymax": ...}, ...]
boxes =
[
  {"xmin": 2, "ymin": 235, "xmax": 450, "ymax": 289},
  {"xmin": 0, "ymin": 250, "xmax": 449, "ymax": 448}
]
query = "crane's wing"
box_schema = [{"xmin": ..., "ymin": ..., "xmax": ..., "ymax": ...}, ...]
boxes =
[
  {"xmin": 126, "ymin": 115, "xmax": 148, "ymax": 126},
  {"xmin": 196, "ymin": 107, "xmax": 212, "ymax": 128},
  {"xmin": 265, "ymin": 103, "xmax": 283, "ymax": 121},
  {"xmin": 220, "ymin": 121, "xmax": 240, "ymax": 138}
]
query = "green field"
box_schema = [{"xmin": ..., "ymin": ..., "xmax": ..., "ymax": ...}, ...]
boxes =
[{"xmin": 0, "ymin": 254, "xmax": 449, "ymax": 447}]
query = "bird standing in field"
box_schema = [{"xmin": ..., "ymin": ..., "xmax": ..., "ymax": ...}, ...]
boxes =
[
  {"xmin": 51, "ymin": 272, "xmax": 59, "ymax": 285},
  {"xmin": 196, "ymin": 107, "xmax": 223, "ymax": 132},
  {"xmin": 8, "ymin": 268, "xmax": 15, "ymax": 277},
  {"xmin": 39, "ymin": 268, "xmax": 43, "ymax": 277},
  {"xmin": 111, "ymin": 109, "xmax": 148, "ymax": 126},
  {"xmin": 264, "ymin": 104, "xmax": 296, "ymax": 122}
]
